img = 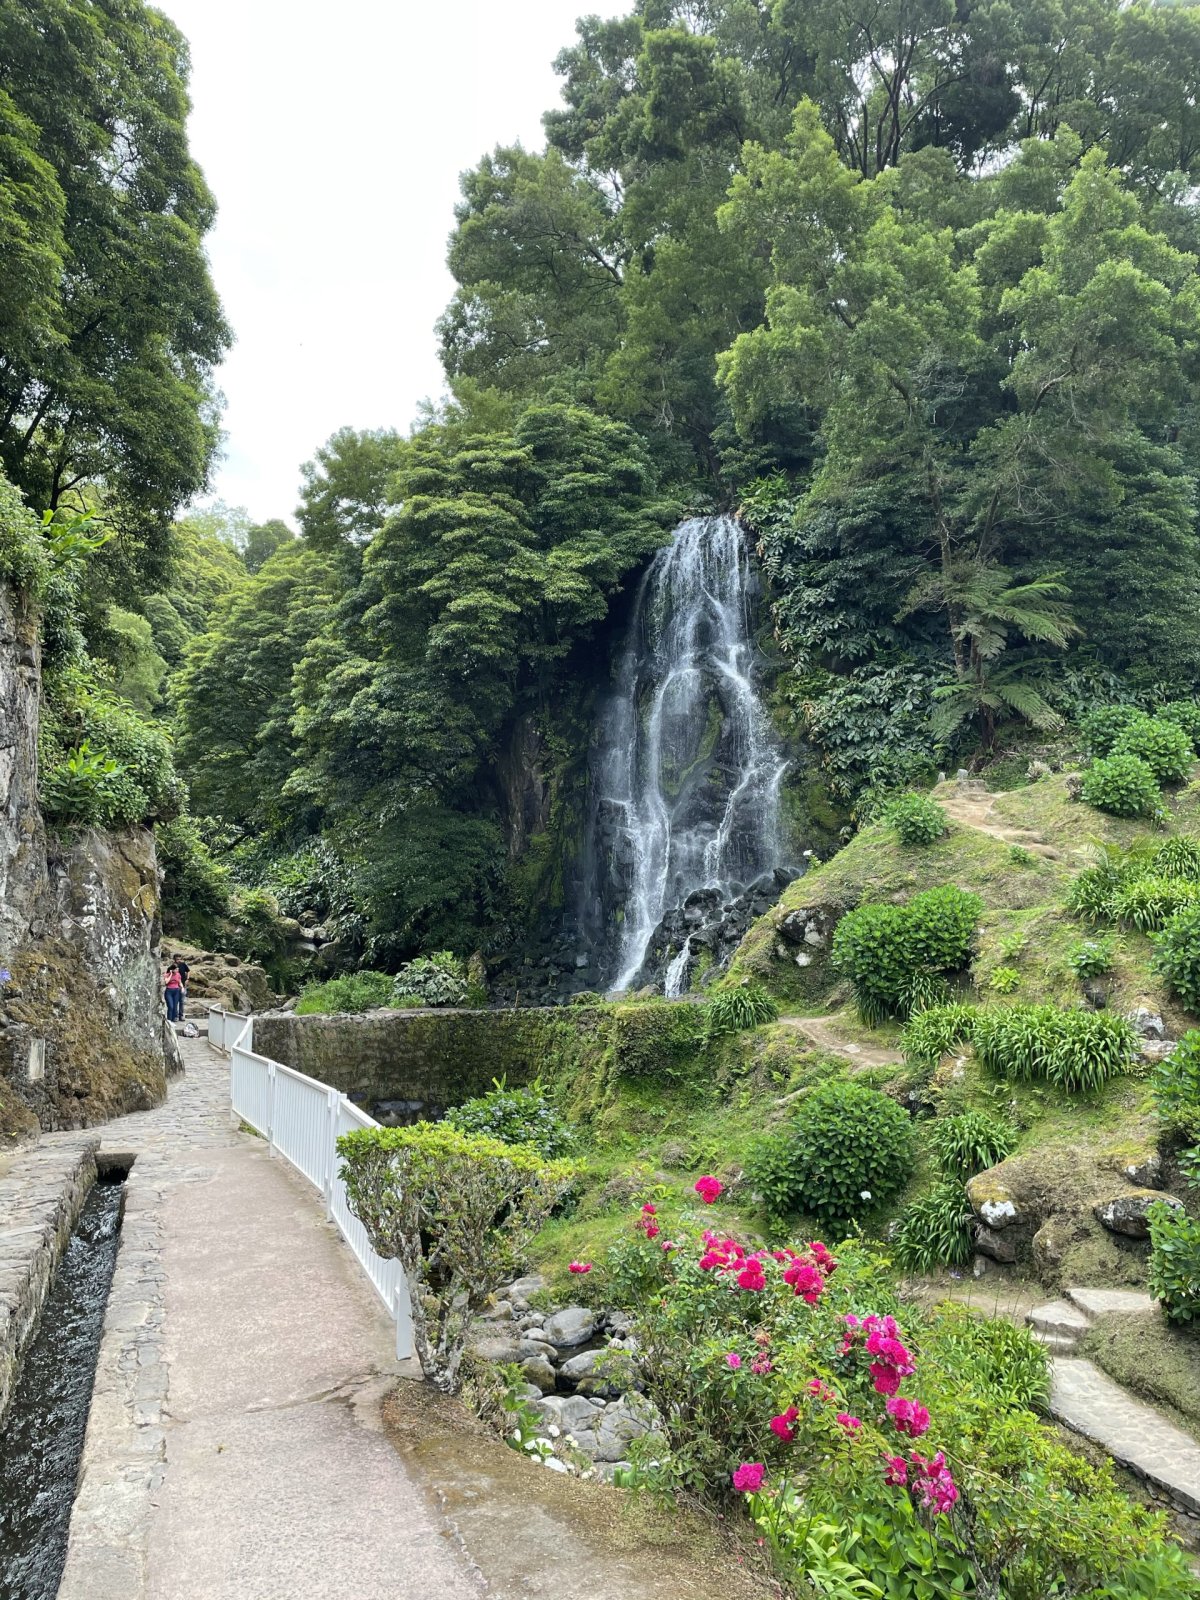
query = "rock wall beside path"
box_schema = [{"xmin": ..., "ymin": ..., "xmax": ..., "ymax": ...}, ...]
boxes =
[{"xmin": 0, "ymin": 577, "xmax": 171, "ymax": 1132}]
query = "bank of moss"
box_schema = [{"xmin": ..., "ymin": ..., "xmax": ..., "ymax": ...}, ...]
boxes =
[{"xmin": 1085, "ymin": 1312, "xmax": 1200, "ymax": 1434}]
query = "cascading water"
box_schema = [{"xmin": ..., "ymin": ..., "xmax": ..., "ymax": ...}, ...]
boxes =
[{"xmin": 582, "ymin": 515, "xmax": 791, "ymax": 991}]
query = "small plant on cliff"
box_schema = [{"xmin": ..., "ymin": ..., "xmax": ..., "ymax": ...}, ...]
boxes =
[
  {"xmin": 704, "ymin": 984, "xmax": 779, "ymax": 1039},
  {"xmin": 746, "ymin": 1080, "xmax": 915, "ymax": 1224},
  {"xmin": 1067, "ymin": 936, "xmax": 1117, "ymax": 980},
  {"xmin": 901, "ymin": 1003, "xmax": 978, "ymax": 1069},
  {"xmin": 447, "ymin": 1078, "xmax": 575, "ymax": 1159},
  {"xmin": 392, "ymin": 951, "xmax": 469, "ymax": 1007},
  {"xmin": 338, "ymin": 1123, "xmax": 574, "ymax": 1391},
  {"xmin": 1148, "ymin": 1201, "xmax": 1200, "ymax": 1326},
  {"xmin": 1151, "ymin": 1030, "xmax": 1200, "ymax": 1138},
  {"xmin": 885, "ymin": 791, "xmax": 948, "ymax": 846}
]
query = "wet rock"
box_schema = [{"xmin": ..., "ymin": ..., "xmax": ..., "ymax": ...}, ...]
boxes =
[
  {"xmin": 974, "ymin": 1225, "xmax": 1017, "ymax": 1264},
  {"xmin": 543, "ymin": 1306, "xmax": 599, "ymax": 1349},
  {"xmin": 520, "ymin": 1356, "xmax": 558, "ymax": 1393},
  {"xmin": 516, "ymin": 1337, "xmax": 559, "ymax": 1364},
  {"xmin": 1094, "ymin": 1190, "xmax": 1184, "ymax": 1239}
]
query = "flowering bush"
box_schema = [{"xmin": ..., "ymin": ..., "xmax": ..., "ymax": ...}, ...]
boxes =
[{"xmin": 581, "ymin": 1185, "xmax": 1193, "ymax": 1598}]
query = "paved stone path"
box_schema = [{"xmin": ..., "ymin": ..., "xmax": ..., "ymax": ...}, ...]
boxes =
[
  {"xmin": 1026, "ymin": 1286, "xmax": 1200, "ymax": 1516},
  {"xmin": 58, "ymin": 1036, "xmax": 479, "ymax": 1600}
]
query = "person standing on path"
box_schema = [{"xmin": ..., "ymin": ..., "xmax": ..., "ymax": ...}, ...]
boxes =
[
  {"xmin": 174, "ymin": 954, "xmax": 190, "ymax": 1018},
  {"xmin": 164, "ymin": 962, "xmax": 183, "ymax": 1023}
]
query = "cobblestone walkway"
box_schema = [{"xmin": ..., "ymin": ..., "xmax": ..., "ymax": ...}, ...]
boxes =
[{"xmin": 58, "ymin": 1037, "xmax": 478, "ymax": 1600}]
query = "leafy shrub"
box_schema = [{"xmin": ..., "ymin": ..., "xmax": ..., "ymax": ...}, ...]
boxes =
[
  {"xmin": 295, "ymin": 970, "xmax": 395, "ymax": 1014},
  {"xmin": 901, "ymin": 1002, "xmax": 978, "ymax": 1069},
  {"xmin": 704, "ymin": 984, "xmax": 779, "ymax": 1038},
  {"xmin": 0, "ymin": 470, "xmax": 49, "ymax": 594},
  {"xmin": 1153, "ymin": 836, "xmax": 1200, "ymax": 880},
  {"xmin": 922, "ymin": 1302, "xmax": 1050, "ymax": 1413},
  {"xmin": 1079, "ymin": 703, "xmax": 1143, "ymax": 757},
  {"xmin": 392, "ymin": 951, "xmax": 470, "ymax": 1007},
  {"xmin": 746, "ymin": 1080, "xmax": 915, "ymax": 1223},
  {"xmin": 1151, "ymin": 1030, "xmax": 1200, "ymax": 1138},
  {"xmin": 893, "ymin": 1181, "xmax": 974, "ymax": 1271},
  {"xmin": 1080, "ymin": 754, "xmax": 1162, "ymax": 819},
  {"xmin": 973, "ymin": 1005, "xmax": 1137, "ymax": 1092},
  {"xmin": 989, "ymin": 965, "xmax": 1020, "ymax": 994},
  {"xmin": 885, "ymin": 791, "xmax": 948, "ymax": 845},
  {"xmin": 1068, "ymin": 937, "xmax": 1117, "ymax": 980},
  {"xmin": 1151, "ymin": 902, "xmax": 1200, "ymax": 1011},
  {"xmin": 338, "ymin": 1122, "xmax": 574, "ymax": 1389},
  {"xmin": 40, "ymin": 678, "xmax": 184, "ymax": 827},
  {"xmin": 928, "ymin": 1112, "xmax": 1016, "ymax": 1179},
  {"xmin": 1148, "ymin": 1201, "xmax": 1200, "ymax": 1326},
  {"xmin": 447, "ymin": 1079, "xmax": 575, "ymax": 1159},
  {"xmin": 1008, "ymin": 844, "xmax": 1035, "ymax": 866},
  {"xmin": 1157, "ymin": 700, "xmax": 1200, "ymax": 754},
  {"xmin": 1111, "ymin": 873, "xmax": 1200, "ymax": 932},
  {"xmin": 1112, "ymin": 715, "xmax": 1194, "ymax": 785},
  {"xmin": 1067, "ymin": 850, "xmax": 1135, "ymax": 924},
  {"xmin": 833, "ymin": 886, "xmax": 982, "ymax": 1024},
  {"xmin": 156, "ymin": 815, "xmax": 231, "ymax": 939}
]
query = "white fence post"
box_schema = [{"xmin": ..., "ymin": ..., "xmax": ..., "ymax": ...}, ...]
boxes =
[
  {"xmin": 324, "ymin": 1088, "xmax": 338, "ymax": 1218},
  {"xmin": 266, "ymin": 1060, "xmax": 276, "ymax": 1157}
]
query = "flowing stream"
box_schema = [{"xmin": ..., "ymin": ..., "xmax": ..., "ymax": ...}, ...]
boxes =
[
  {"xmin": 586, "ymin": 515, "xmax": 789, "ymax": 989},
  {"xmin": 0, "ymin": 1174, "xmax": 124, "ymax": 1600}
]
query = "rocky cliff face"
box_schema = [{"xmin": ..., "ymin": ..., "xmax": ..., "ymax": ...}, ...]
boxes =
[{"xmin": 0, "ymin": 579, "xmax": 174, "ymax": 1135}]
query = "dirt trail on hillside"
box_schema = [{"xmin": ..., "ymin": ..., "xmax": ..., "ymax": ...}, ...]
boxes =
[
  {"xmin": 777, "ymin": 1015, "xmax": 904, "ymax": 1068},
  {"xmin": 939, "ymin": 782, "xmax": 1065, "ymax": 862}
]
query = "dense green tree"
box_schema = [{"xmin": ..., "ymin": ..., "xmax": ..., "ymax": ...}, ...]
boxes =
[
  {"xmin": 0, "ymin": 0, "xmax": 229, "ymax": 584},
  {"xmin": 296, "ymin": 428, "xmax": 405, "ymax": 551}
]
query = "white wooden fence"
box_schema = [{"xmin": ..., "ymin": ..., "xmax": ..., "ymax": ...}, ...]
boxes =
[{"xmin": 207, "ymin": 1007, "xmax": 413, "ymax": 1359}]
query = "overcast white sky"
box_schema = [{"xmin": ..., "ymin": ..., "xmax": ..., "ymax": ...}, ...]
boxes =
[{"xmin": 159, "ymin": 0, "xmax": 591, "ymax": 525}]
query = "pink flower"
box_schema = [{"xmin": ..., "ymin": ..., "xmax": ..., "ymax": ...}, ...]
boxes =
[
  {"xmin": 807, "ymin": 1378, "xmax": 835, "ymax": 1403},
  {"xmin": 750, "ymin": 1355, "xmax": 773, "ymax": 1375},
  {"xmin": 641, "ymin": 1202, "xmax": 657, "ymax": 1216},
  {"xmin": 869, "ymin": 1363, "xmax": 903, "ymax": 1397},
  {"xmin": 567, "ymin": 1261, "xmax": 592, "ymax": 1275},
  {"xmin": 809, "ymin": 1241, "xmax": 837, "ymax": 1276},
  {"xmin": 782, "ymin": 1260, "xmax": 825, "ymax": 1303},
  {"xmin": 835, "ymin": 1412, "xmax": 863, "ymax": 1432},
  {"xmin": 732, "ymin": 1462, "xmax": 765, "ymax": 1493},
  {"xmin": 886, "ymin": 1396, "xmax": 930, "ymax": 1438},
  {"xmin": 660, "ymin": 1239, "xmax": 677, "ymax": 1253},
  {"xmin": 725, "ymin": 1352, "xmax": 742, "ymax": 1370},
  {"xmin": 644, "ymin": 1223, "xmax": 660, "ymax": 1240},
  {"xmin": 910, "ymin": 1451, "xmax": 959, "ymax": 1515},
  {"xmin": 694, "ymin": 1175, "xmax": 723, "ymax": 1205},
  {"xmin": 883, "ymin": 1455, "xmax": 909, "ymax": 1487},
  {"xmin": 736, "ymin": 1260, "xmax": 766, "ymax": 1292},
  {"xmin": 769, "ymin": 1406, "xmax": 799, "ymax": 1442}
]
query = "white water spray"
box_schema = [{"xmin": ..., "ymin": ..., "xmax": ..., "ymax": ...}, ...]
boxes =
[{"xmin": 595, "ymin": 516, "xmax": 790, "ymax": 990}]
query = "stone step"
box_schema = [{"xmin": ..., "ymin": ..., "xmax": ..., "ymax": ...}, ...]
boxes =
[
  {"xmin": 1064, "ymin": 1287, "xmax": 1156, "ymax": 1320},
  {"xmin": 1030, "ymin": 1331, "xmax": 1081, "ymax": 1357},
  {"xmin": 1050, "ymin": 1357, "xmax": 1200, "ymax": 1515},
  {"xmin": 1027, "ymin": 1299, "xmax": 1092, "ymax": 1345}
]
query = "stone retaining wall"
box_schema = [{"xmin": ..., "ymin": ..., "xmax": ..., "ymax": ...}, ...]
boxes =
[{"xmin": 0, "ymin": 1134, "xmax": 100, "ymax": 1423}]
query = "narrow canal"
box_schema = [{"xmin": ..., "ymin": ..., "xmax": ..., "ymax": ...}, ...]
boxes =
[{"xmin": 0, "ymin": 1172, "xmax": 124, "ymax": 1599}]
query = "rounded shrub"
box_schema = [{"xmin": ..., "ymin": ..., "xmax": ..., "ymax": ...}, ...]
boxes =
[
  {"xmin": 447, "ymin": 1080, "xmax": 575, "ymax": 1159},
  {"xmin": 885, "ymin": 791, "xmax": 948, "ymax": 846},
  {"xmin": 989, "ymin": 965, "xmax": 1020, "ymax": 995},
  {"xmin": 1067, "ymin": 937, "xmax": 1116, "ymax": 980},
  {"xmin": 1079, "ymin": 703, "xmax": 1143, "ymax": 757},
  {"xmin": 974, "ymin": 1004, "xmax": 1137, "ymax": 1092},
  {"xmin": 1151, "ymin": 1029, "xmax": 1200, "ymax": 1137},
  {"xmin": 745, "ymin": 1080, "xmax": 915, "ymax": 1224},
  {"xmin": 1152, "ymin": 902, "xmax": 1200, "ymax": 1012},
  {"xmin": 1156, "ymin": 700, "xmax": 1200, "ymax": 755},
  {"xmin": 1112, "ymin": 715, "xmax": 1194, "ymax": 785},
  {"xmin": 1080, "ymin": 753, "xmax": 1162, "ymax": 819},
  {"xmin": 833, "ymin": 886, "xmax": 981, "ymax": 1024},
  {"xmin": 392, "ymin": 952, "xmax": 469, "ymax": 1007}
]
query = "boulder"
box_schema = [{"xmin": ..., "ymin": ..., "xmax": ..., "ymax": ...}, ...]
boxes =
[
  {"xmin": 1032, "ymin": 1218, "xmax": 1074, "ymax": 1276},
  {"xmin": 1094, "ymin": 1190, "xmax": 1184, "ymax": 1239},
  {"xmin": 543, "ymin": 1306, "xmax": 599, "ymax": 1349},
  {"xmin": 966, "ymin": 1173, "xmax": 1025, "ymax": 1230},
  {"xmin": 516, "ymin": 1337, "xmax": 559, "ymax": 1364},
  {"xmin": 1127, "ymin": 1008, "xmax": 1166, "ymax": 1040},
  {"xmin": 559, "ymin": 1345, "xmax": 637, "ymax": 1397},
  {"xmin": 468, "ymin": 1334, "xmax": 524, "ymax": 1364},
  {"xmin": 519, "ymin": 1356, "xmax": 558, "ymax": 1394},
  {"xmin": 973, "ymin": 1225, "xmax": 1017, "ymax": 1265},
  {"xmin": 593, "ymin": 1395, "xmax": 661, "ymax": 1464}
]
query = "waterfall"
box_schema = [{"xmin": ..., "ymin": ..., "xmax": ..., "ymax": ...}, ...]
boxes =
[{"xmin": 584, "ymin": 515, "xmax": 790, "ymax": 991}]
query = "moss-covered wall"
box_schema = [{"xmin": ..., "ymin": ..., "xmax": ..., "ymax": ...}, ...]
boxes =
[{"xmin": 252, "ymin": 999, "xmax": 709, "ymax": 1122}]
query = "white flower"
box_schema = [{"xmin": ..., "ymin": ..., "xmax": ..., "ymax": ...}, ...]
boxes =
[{"xmin": 860, "ymin": 1190, "xmax": 872, "ymax": 1201}]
